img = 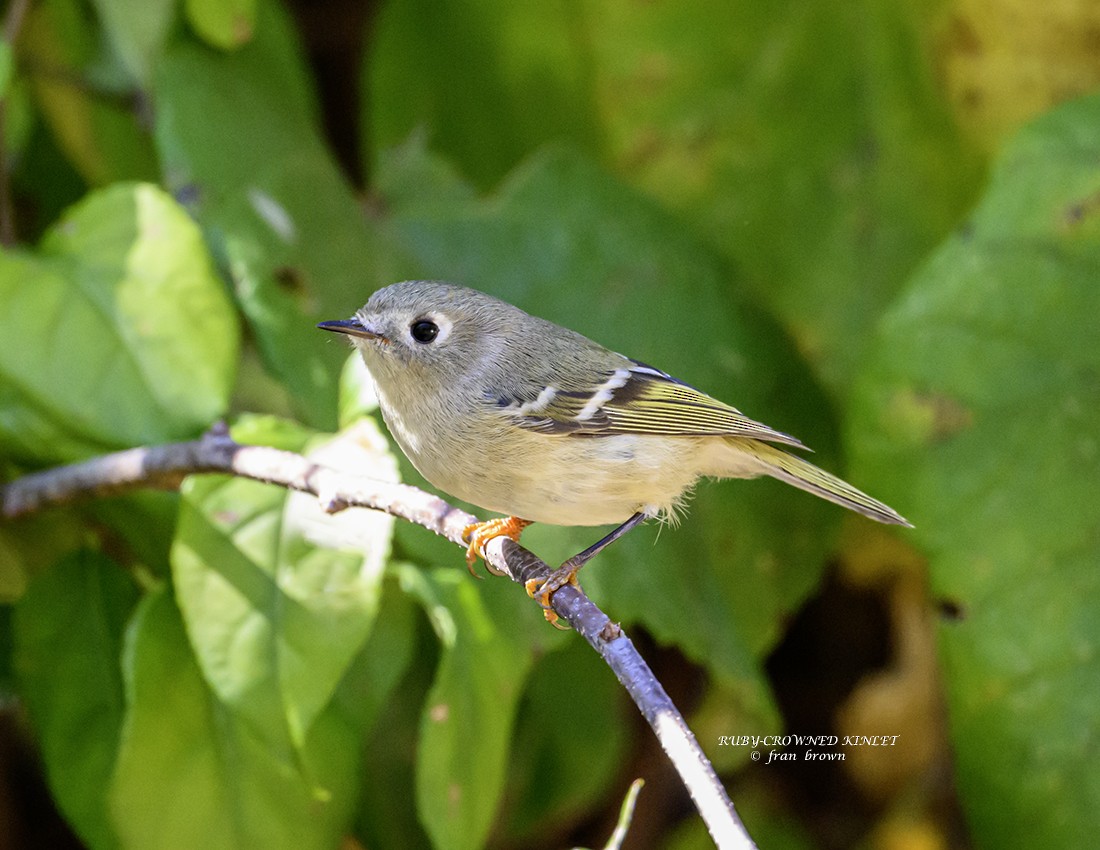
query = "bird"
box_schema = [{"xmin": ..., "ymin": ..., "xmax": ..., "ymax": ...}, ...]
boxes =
[{"xmin": 319, "ymin": 281, "xmax": 910, "ymax": 623}]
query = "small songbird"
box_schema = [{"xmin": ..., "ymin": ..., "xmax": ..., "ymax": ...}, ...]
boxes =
[{"xmin": 319, "ymin": 281, "xmax": 910, "ymax": 622}]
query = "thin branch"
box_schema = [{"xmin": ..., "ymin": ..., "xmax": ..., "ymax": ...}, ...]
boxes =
[{"xmin": 1, "ymin": 425, "xmax": 757, "ymax": 850}]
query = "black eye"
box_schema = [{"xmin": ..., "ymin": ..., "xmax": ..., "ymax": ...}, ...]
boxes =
[{"xmin": 410, "ymin": 320, "xmax": 439, "ymax": 343}]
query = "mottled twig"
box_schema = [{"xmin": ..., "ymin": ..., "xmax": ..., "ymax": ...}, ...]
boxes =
[{"xmin": 1, "ymin": 425, "xmax": 756, "ymax": 849}]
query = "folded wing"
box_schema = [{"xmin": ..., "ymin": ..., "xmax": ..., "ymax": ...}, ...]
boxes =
[{"xmin": 500, "ymin": 360, "xmax": 807, "ymax": 449}]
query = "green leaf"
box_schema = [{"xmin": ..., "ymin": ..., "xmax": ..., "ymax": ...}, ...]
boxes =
[
  {"xmin": 0, "ymin": 532, "xmax": 27, "ymax": 602},
  {"xmin": 502, "ymin": 638, "xmax": 629, "ymax": 843},
  {"xmin": 88, "ymin": 0, "xmax": 176, "ymax": 85},
  {"xmin": 0, "ymin": 606, "xmax": 11, "ymax": 693},
  {"xmin": 0, "ymin": 182, "xmax": 239, "ymax": 465},
  {"xmin": 329, "ymin": 577, "xmax": 418, "ymax": 738},
  {"xmin": 84, "ymin": 490, "xmax": 180, "ymax": 578},
  {"xmin": 397, "ymin": 564, "xmax": 538, "ymax": 850},
  {"xmin": 109, "ymin": 587, "xmax": 360, "ymax": 850},
  {"xmin": 327, "ymin": 582, "xmax": 425, "ymax": 845},
  {"xmin": 0, "ymin": 511, "xmax": 86, "ymax": 603},
  {"xmin": 365, "ymin": 0, "xmax": 604, "ymax": 190},
  {"xmin": 337, "ymin": 353, "xmax": 381, "ymax": 429},
  {"xmin": 850, "ymin": 94, "xmax": 1100, "ymax": 848},
  {"xmin": 15, "ymin": 551, "xmax": 139, "ymax": 850},
  {"xmin": 353, "ymin": 607, "xmax": 437, "ymax": 850},
  {"xmin": 21, "ymin": 0, "xmax": 159, "ymax": 184},
  {"xmin": 364, "ymin": 0, "xmax": 984, "ymax": 395},
  {"xmin": 0, "ymin": 41, "xmax": 13, "ymax": 100},
  {"xmin": 185, "ymin": 0, "xmax": 257, "ymax": 50},
  {"xmin": 2, "ymin": 74, "xmax": 36, "ymax": 163},
  {"xmin": 377, "ymin": 141, "xmax": 842, "ymax": 696},
  {"xmin": 171, "ymin": 415, "xmax": 398, "ymax": 750},
  {"xmin": 937, "ymin": 1, "xmax": 1100, "ymax": 151},
  {"xmin": 154, "ymin": 0, "xmax": 399, "ymax": 428},
  {"xmin": 582, "ymin": 0, "xmax": 984, "ymax": 395}
]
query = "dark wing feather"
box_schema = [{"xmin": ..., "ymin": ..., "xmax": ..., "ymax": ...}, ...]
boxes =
[{"xmin": 495, "ymin": 360, "xmax": 807, "ymax": 449}]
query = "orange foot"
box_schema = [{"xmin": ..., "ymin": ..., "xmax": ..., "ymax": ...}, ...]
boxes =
[
  {"xmin": 524, "ymin": 561, "xmax": 583, "ymax": 629},
  {"xmin": 462, "ymin": 516, "xmax": 532, "ymax": 575}
]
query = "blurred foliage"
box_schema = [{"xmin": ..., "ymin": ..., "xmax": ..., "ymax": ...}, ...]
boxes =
[
  {"xmin": 0, "ymin": 0, "xmax": 1097, "ymax": 848},
  {"xmin": 850, "ymin": 95, "xmax": 1100, "ymax": 848}
]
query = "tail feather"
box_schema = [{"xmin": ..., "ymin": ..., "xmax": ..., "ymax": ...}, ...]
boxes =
[{"xmin": 735, "ymin": 440, "xmax": 912, "ymax": 527}]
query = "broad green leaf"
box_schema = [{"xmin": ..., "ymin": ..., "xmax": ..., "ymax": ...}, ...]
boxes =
[
  {"xmin": 171, "ymin": 415, "xmax": 398, "ymax": 751},
  {"xmin": 0, "ymin": 533, "xmax": 26, "ymax": 601},
  {"xmin": 9, "ymin": 120, "xmax": 88, "ymax": 236},
  {"xmin": 397, "ymin": 564, "xmax": 538, "ymax": 850},
  {"xmin": 850, "ymin": 94, "xmax": 1100, "ymax": 848},
  {"xmin": 21, "ymin": 0, "xmax": 158, "ymax": 184},
  {"xmin": 0, "ymin": 511, "xmax": 85, "ymax": 602},
  {"xmin": 353, "ymin": 606, "xmax": 438, "ymax": 850},
  {"xmin": 502, "ymin": 638, "xmax": 628, "ymax": 843},
  {"xmin": 109, "ymin": 587, "xmax": 359, "ymax": 850},
  {"xmin": 337, "ymin": 353, "xmax": 380, "ymax": 429},
  {"xmin": 0, "ymin": 41, "xmax": 12, "ymax": 99},
  {"xmin": 583, "ymin": 0, "xmax": 983, "ymax": 395},
  {"xmin": 365, "ymin": 0, "xmax": 603, "ymax": 190},
  {"xmin": 376, "ymin": 141, "xmax": 840, "ymax": 703},
  {"xmin": 329, "ymin": 577, "xmax": 418, "ymax": 738},
  {"xmin": 327, "ymin": 584, "xmax": 424, "ymax": 845},
  {"xmin": 1, "ymin": 74, "xmax": 35, "ymax": 162},
  {"xmin": 154, "ymin": 0, "xmax": 399, "ymax": 428},
  {"xmin": 83, "ymin": 490, "xmax": 182, "ymax": 580},
  {"xmin": 364, "ymin": 0, "xmax": 983, "ymax": 395},
  {"xmin": 15, "ymin": 551, "xmax": 139, "ymax": 850},
  {"xmin": 185, "ymin": 0, "xmax": 257, "ymax": 50},
  {"xmin": 940, "ymin": 0, "xmax": 1100, "ymax": 151},
  {"xmin": 88, "ymin": 0, "xmax": 175, "ymax": 86},
  {"xmin": 0, "ymin": 182, "xmax": 239, "ymax": 465},
  {"xmin": 0, "ymin": 606, "xmax": 11, "ymax": 692}
]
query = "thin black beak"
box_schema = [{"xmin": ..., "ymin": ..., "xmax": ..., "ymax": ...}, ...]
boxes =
[{"xmin": 317, "ymin": 318, "xmax": 384, "ymax": 340}]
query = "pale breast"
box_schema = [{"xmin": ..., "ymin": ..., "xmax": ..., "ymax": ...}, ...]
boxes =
[
  {"xmin": 432, "ymin": 429, "xmax": 705, "ymax": 526},
  {"xmin": 374, "ymin": 377, "xmax": 707, "ymax": 526}
]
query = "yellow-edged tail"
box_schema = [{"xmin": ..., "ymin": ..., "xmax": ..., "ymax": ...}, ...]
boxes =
[{"xmin": 736, "ymin": 440, "xmax": 912, "ymax": 527}]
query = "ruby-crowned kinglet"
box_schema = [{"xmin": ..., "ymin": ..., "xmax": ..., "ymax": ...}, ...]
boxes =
[{"xmin": 319, "ymin": 281, "xmax": 909, "ymax": 621}]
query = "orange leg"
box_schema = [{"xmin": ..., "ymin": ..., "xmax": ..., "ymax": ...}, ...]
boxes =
[{"xmin": 462, "ymin": 516, "xmax": 532, "ymax": 575}]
